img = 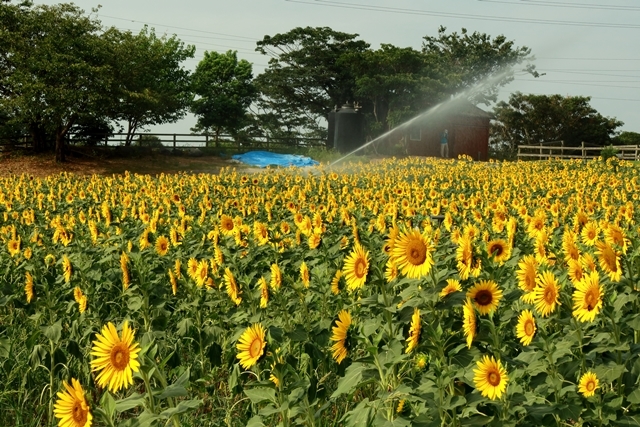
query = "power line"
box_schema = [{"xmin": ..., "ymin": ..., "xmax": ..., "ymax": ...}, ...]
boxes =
[
  {"xmin": 478, "ymin": 0, "xmax": 640, "ymax": 11},
  {"xmin": 284, "ymin": 0, "xmax": 640, "ymax": 29},
  {"xmin": 515, "ymin": 78, "xmax": 640, "ymax": 89},
  {"xmin": 97, "ymin": 14, "xmax": 258, "ymax": 41}
]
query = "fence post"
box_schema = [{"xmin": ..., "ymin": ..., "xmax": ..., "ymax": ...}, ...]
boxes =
[
  {"xmin": 173, "ymin": 134, "xmax": 177, "ymax": 149},
  {"xmin": 517, "ymin": 146, "xmax": 521, "ymax": 159},
  {"xmin": 581, "ymin": 142, "xmax": 585, "ymax": 159},
  {"xmin": 266, "ymin": 136, "xmax": 269, "ymax": 149},
  {"xmin": 205, "ymin": 134, "xmax": 209, "ymax": 148}
]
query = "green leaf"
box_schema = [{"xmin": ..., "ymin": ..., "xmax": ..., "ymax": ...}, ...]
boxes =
[
  {"xmin": 158, "ymin": 368, "xmax": 190, "ymax": 399},
  {"xmin": 343, "ymin": 398, "xmax": 373, "ymax": 427},
  {"xmin": 594, "ymin": 362, "xmax": 627, "ymax": 382},
  {"xmin": 0, "ymin": 338, "xmax": 10, "ymax": 358},
  {"xmin": 331, "ymin": 362, "xmax": 367, "ymax": 398},
  {"xmin": 114, "ymin": 393, "xmax": 145, "ymax": 412},
  {"xmin": 460, "ymin": 415, "xmax": 493, "ymax": 426},
  {"xmin": 229, "ymin": 363, "xmax": 240, "ymax": 392},
  {"xmin": 244, "ymin": 387, "xmax": 276, "ymax": 404},
  {"xmin": 246, "ymin": 415, "xmax": 265, "ymax": 427},
  {"xmin": 159, "ymin": 399, "xmax": 202, "ymax": 418},
  {"xmin": 42, "ymin": 321, "xmax": 62, "ymax": 344},
  {"xmin": 100, "ymin": 391, "xmax": 116, "ymax": 420},
  {"xmin": 627, "ymin": 389, "xmax": 640, "ymax": 405}
]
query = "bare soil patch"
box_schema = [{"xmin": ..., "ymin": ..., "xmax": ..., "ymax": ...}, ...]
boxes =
[{"xmin": 0, "ymin": 150, "xmax": 258, "ymax": 178}]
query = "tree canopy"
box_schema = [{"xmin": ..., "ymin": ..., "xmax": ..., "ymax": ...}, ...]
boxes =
[
  {"xmin": 190, "ymin": 50, "xmax": 256, "ymax": 144},
  {"xmin": 104, "ymin": 26, "xmax": 195, "ymax": 146},
  {"xmin": 491, "ymin": 92, "xmax": 623, "ymax": 156}
]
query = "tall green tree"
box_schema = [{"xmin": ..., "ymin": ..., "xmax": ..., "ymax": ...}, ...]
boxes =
[
  {"xmin": 103, "ymin": 26, "xmax": 195, "ymax": 146},
  {"xmin": 255, "ymin": 27, "xmax": 370, "ymax": 123},
  {"xmin": 190, "ymin": 50, "xmax": 256, "ymax": 145},
  {"xmin": 422, "ymin": 27, "xmax": 534, "ymax": 105},
  {"xmin": 0, "ymin": 2, "xmax": 113, "ymax": 161},
  {"xmin": 491, "ymin": 92, "xmax": 623, "ymax": 155}
]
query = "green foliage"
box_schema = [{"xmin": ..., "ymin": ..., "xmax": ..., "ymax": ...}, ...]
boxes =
[
  {"xmin": 103, "ymin": 26, "xmax": 195, "ymax": 146},
  {"xmin": 612, "ymin": 131, "xmax": 640, "ymax": 146},
  {"xmin": 190, "ymin": 50, "xmax": 256, "ymax": 145},
  {"xmin": 491, "ymin": 92, "xmax": 624, "ymax": 152}
]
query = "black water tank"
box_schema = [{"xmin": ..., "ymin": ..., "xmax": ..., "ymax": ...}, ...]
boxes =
[
  {"xmin": 327, "ymin": 107, "xmax": 337, "ymax": 149},
  {"xmin": 334, "ymin": 104, "xmax": 364, "ymax": 153}
]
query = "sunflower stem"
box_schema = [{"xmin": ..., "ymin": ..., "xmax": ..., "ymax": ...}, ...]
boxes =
[
  {"xmin": 48, "ymin": 337, "xmax": 55, "ymax": 427},
  {"xmin": 140, "ymin": 366, "xmax": 156, "ymax": 414}
]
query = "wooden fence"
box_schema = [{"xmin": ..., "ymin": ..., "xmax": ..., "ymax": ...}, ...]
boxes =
[
  {"xmin": 517, "ymin": 141, "xmax": 640, "ymax": 161},
  {"xmin": 0, "ymin": 132, "xmax": 327, "ymax": 152}
]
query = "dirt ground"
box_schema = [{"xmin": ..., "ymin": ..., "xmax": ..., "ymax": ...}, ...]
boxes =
[{"xmin": 0, "ymin": 150, "xmax": 261, "ymax": 178}]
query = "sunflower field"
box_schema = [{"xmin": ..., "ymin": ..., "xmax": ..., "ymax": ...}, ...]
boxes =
[{"xmin": 2, "ymin": 156, "xmax": 640, "ymax": 426}]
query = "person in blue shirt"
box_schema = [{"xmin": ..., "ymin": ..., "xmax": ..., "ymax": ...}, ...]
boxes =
[{"xmin": 440, "ymin": 129, "xmax": 449, "ymax": 158}]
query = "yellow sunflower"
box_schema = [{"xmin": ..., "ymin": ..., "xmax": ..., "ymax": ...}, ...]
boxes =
[
  {"xmin": 236, "ymin": 324, "xmax": 267, "ymax": 369},
  {"xmin": 155, "ymin": 235, "xmax": 169, "ymax": 256},
  {"xmin": 187, "ymin": 257, "xmax": 199, "ymax": 280},
  {"xmin": 7, "ymin": 238, "xmax": 21, "ymax": 257},
  {"xmin": 62, "ymin": 255, "xmax": 72, "ymax": 283},
  {"xmin": 53, "ymin": 378, "xmax": 92, "ymax": 427},
  {"xmin": 219, "ymin": 214, "xmax": 235, "ymax": 235},
  {"xmin": 595, "ymin": 240, "xmax": 622, "ymax": 282},
  {"xmin": 578, "ymin": 371, "xmax": 599, "ymax": 397},
  {"xmin": 515, "ymin": 310, "xmax": 536, "ymax": 346},
  {"xmin": 385, "ymin": 258, "xmax": 398, "ymax": 283},
  {"xmin": 532, "ymin": 270, "xmax": 561, "ymax": 317},
  {"xmin": 25, "ymin": 271, "xmax": 35, "ymax": 303},
  {"xmin": 120, "ymin": 252, "xmax": 131, "ymax": 290},
  {"xmin": 90, "ymin": 321, "xmax": 141, "ymax": 392},
  {"xmin": 270, "ymin": 263, "xmax": 282, "ymax": 291},
  {"xmin": 391, "ymin": 228, "xmax": 434, "ymax": 279},
  {"xmin": 463, "ymin": 298, "xmax": 476, "ymax": 349},
  {"xmin": 168, "ymin": 269, "xmax": 178, "ymax": 296},
  {"xmin": 405, "ymin": 308, "xmax": 421, "ymax": 354},
  {"xmin": 174, "ymin": 259, "xmax": 182, "ymax": 280},
  {"xmin": 195, "ymin": 260, "xmax": 208, "ymax": 288},
  {"xmin": 258, "ymin": 277, "xmax": 269, "ymax": 308},
  {"xmin": 253, "ymin": 221, "xmax": 269, "ymax": 246},
  {"xmin": 224, "ymin": 268, "xmax": 242, "ymax": 305},
  {"xmin": 330, "ymin": 310, "xmax": 352, "ymax": 364},
  {"xmin": 300, "ymin": 262, "xmax": 310, "ymax": 288},
  {"xmin": 331, "ymin": 269, "xmax": 343, "ymax": 295},
  {"xmin": 439, "ymin": 279, "xmax": 462, "ymax": 298},
  {"xmin": 567, "ymin": 258, "xmax": 585, "ymax": 285},
  {"xmin": 581, "ymin": 221, "xmax": 599, "ymax": 246},
  {"xmin": 343, "ymin": 242, "xmax": 369, "ymax": 291},
  {"xmin": 473, "ymin": 355, "xmax": 508, "ymax": 400},
  {"xmin": 486, "ymin": 239, "xmax": 511, "ymax": 264},
  {"xmin": 467, "ymin": 280, "xmax": 503, "ymax": 315},
  {"xmin": 572, "ymin": 271, "xmax": 603, "ymax": 323}
]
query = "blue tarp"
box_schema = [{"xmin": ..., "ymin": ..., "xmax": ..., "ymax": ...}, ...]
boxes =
[{"xmin": 231, "ymin": 151, "xmax": 319, "ymax": 168}]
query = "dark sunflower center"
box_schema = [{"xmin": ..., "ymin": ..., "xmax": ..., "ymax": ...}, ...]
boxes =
[
  {"xmin": 355, "ymin": 259, "xmax": 366, "ymax": 277},
  {"xmin": 406, "ymin": 240, "xmax": 427, "ymax": 265},
  {"xmin": 249, "ymin": 338, "xmax": 263, "ymax": 358},
  {"xmin": 586, "ymin": 380, "xmax": 595, "ymax": 391},
  {"xmin": 585, "ymin": 291, "xmax": 596, "ymax": 310},
  {"xmin": 544, "ymin": 287, "xmax": 556, "ymax": 303},
  {"xmin": 488, "ymin": 371, "xmax": 500, "ymax": 386},
  {"xmin": 72, "ymin": 402, "xmax": 87, "ymax": 423},
  {"xmin": 490, "ymin": 245, "xmax": 503, "ymax": 257},
  {"xmin": 110, "ymin": 343, "xmax": 130, "ymax": 370},
  {"xmin": 475, "ymin": 290, "xmax": 493, "ymax": 306},
  {"xmin": 524, "ymin": 320, "xmax": 534, "ymax": 336}
]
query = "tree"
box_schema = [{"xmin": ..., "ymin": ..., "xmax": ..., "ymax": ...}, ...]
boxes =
[
  {"xmin": 190, "ymin": 50, "xmax": 256, "ymax": 145},
  {"xmin": 104, "ymin": 26, "xmax": 195, "ymax": 146},
  {"xmin": 422, "ymin": 27, "xmax": 535, "ymax": 106},
  {"xmin": 491, "ymin": 92, "xmax": 623, "ymax": 155},
  {"xmin": 612, "ymin": 131, "xmax": 640, "ymax": 146},
  {"xmin": 348, "ymin": 45, "xmax": 438, "ymax": 136},
  {"xmin": 255, "ymin": 27, "xmax": 370, "ymax": 123},
  {"xmin": 0, "ymin": 2, "xmax": 113, "ymax": 161}
]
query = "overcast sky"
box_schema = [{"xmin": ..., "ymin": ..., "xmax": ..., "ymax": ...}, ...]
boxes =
[{"xmin": 38, "ymin": 0, "xmax": 640, "ymax": 135}]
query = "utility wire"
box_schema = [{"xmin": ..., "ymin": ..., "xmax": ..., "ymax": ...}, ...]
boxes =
[
  {"xmin": 284, "ymin": 0, "xmax": 640, "ymax": 29},
  {"xmin": 478, "ymin": 0, "xmax": 640, "ymax": 11}
]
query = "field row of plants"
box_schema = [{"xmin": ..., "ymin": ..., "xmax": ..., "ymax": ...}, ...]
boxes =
[{"xmin": 1, "ymin": 156, "xmax": 640, "ymax": 426}]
